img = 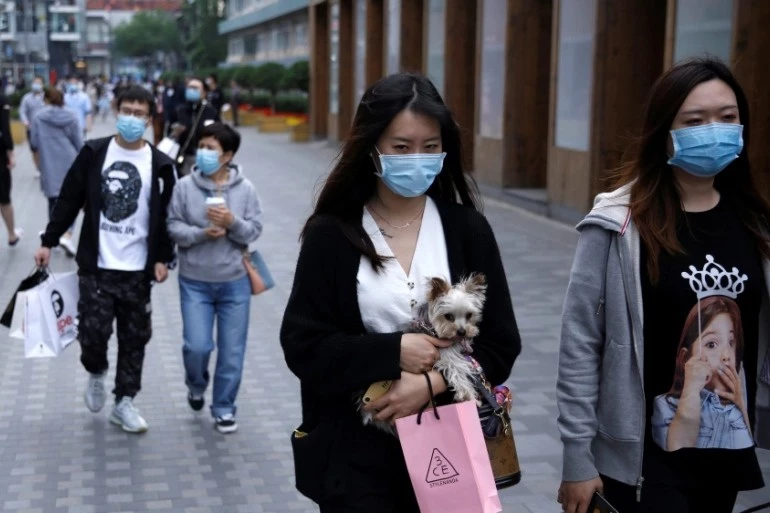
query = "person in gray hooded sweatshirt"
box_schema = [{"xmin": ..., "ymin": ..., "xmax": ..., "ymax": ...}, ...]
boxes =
[
  {"xmin": 167, "ymin": 122, "xmax": 263, "ymax": 434},
  {"xmin": 556, "ymin": 58, "xmax": 770, "ymax": 513},
  {"xmin": 30, "ymin": 86, "xmax": 83, "ymax": 256}
]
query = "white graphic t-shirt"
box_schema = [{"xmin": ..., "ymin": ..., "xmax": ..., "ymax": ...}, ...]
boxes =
[{"xmin": 97, "ymin": 139, "xmax": 153, "ymax": 271}]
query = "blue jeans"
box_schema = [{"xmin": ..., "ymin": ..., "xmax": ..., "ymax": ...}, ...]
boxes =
[{"xmin": 179, "ymin": 275, "xmax": 251, "ymax": 418}]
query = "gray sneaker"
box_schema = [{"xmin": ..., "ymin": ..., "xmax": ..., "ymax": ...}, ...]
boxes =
[
  {"xmin": 84, "ymin": 373, "xmax": 106, "ymax": 412},
  {"xmin": 109, "ymin": 397, "xmax": 148, "ymax": 433}
]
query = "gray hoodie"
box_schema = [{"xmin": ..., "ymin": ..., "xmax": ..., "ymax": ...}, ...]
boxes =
[
  {"xmin": 29, "ymin": 105, "xmax": 83, "ymax": 198},
  {"xmin": 167, "ymin": 164, "xmax": 263, "ymax": 283},
  {"xmin": 556, "ymin": 184, "xmax": 770, "ymax": 489}
]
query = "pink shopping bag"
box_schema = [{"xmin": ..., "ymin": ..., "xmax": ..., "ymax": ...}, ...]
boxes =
[{"xmin": 395, "ymin": 401, "xmax": 502, "ymax": 513}]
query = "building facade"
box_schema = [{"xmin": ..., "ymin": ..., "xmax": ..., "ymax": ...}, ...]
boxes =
[
  {"xmin": 0, "ymin": 0, "xmax": 86, "ymax": 84},
  {"xmin": 309, "ymin": 0, "xmax": 770, "ymax": 222},
  {"xmin": 219, "ymin": 0, "xmax": 309, "ymax": 67}
]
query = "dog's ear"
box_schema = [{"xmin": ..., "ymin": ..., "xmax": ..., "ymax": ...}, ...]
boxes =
[
  {"xmin": 427, "ymin": 277, "xmax": 451, "ymax": 302},
  {"xmin": 463, "ymin": 273, "xmax": 487, "ymax": 296}
]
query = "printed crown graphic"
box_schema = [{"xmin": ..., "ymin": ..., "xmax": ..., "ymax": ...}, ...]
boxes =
[{"xmin": 681, "ymin": 254, "xmax": 747, "ymax": 300}]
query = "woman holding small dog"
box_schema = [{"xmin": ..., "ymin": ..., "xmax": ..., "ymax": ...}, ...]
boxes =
[
  {"xmin": 280, "ymin": 73, "xmax": 521, "ymax": 512},
  {"xmin": 556, "ymin": 58, "xmax": 770, "ymax": 513}
]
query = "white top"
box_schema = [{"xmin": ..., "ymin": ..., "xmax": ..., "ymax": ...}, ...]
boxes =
[
  {"xmin": 357, "ymin": 197, "xmax": 451, "ymax": 334},
  {"xmin": 98, "ymin": 139, "xmax": 153, "ymax": 271}
]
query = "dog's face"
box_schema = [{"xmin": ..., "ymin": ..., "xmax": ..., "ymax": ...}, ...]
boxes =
[{"xmin": 425, "ymin": 274, "xmax": 486, "ymax": 341}]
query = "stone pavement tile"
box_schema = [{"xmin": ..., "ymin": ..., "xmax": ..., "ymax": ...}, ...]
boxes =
[{"xmin": 0, "ymin": 121, "xmax": 767, "ymax": 513}]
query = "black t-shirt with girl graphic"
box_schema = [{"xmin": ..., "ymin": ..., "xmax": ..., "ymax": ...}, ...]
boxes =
[{"xmin": 641, "ymin": 197, "xmax": 764, "ymax": 491}]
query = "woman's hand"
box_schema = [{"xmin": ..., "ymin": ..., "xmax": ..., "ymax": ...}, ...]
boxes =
[
  {"xmin": 205, "ymin": 226, "xmax": 226, "ymax": 239},
  {"xmin": 207, "ymin": 206, "xmax": 234, "ymax": 228},
  {"xmin": 400, "ymin": 333, "xmax": 452, "ymax": 374},
  {"xmin": 557, "ymin": 477, "xmax": 603, "ymax": 513},
  {"xmin": 363, "ymin": 371, "xmax": 446, "ymax": 425}
]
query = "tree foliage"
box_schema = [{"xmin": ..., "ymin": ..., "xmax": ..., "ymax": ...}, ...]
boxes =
[
  {"xmin": 181, "ymin": 0, "xmax": 228, "ymax": 70},
  {"xmin": 279, "ymin": 61, "xmax": 309, "ymax": 92},
  {"xmin": 112, "ymin": 10, "xmax": 182, "ymax": 59}
]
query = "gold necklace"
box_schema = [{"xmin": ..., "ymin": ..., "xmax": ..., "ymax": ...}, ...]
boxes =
[{"xmin": 368, "ymin": 204, "xmax": 425, "ymax": 230}]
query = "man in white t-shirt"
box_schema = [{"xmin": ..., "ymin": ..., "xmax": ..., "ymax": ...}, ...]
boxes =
[{"xmin": 35, "ymin": 85, "xmax": 177, "ymax": 433}]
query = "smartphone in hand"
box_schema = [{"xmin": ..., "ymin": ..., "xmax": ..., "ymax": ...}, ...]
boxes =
[{"xmin": 587, "ymin": 491, "xmax": 619, "ymax": 513}]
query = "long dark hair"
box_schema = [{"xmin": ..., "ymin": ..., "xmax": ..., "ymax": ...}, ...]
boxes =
[
  {"xmin": 301, "ymin": 73, "xmax": 481, "ymax": 270},
  {"xmin": 613, "ymin": 57, "xmax": 770, "ymax": 281}
]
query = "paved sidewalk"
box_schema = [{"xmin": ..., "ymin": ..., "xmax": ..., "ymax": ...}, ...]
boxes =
[{"xmin": 0, "ymin": 120, "xmax": 767, "ymax": 513}]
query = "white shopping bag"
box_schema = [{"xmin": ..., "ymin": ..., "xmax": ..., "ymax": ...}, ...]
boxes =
[
  {"xmin": 157, "ymin": 137, "xmax": 180, "ymax": 160},
  {"xmin": 23, "ymin": 287, "xmax": 59, "ymax": 358},
  {"xmin": 8, "ymin": 291, "xmax": 28, "ymax": 340},
  {"xmin": 38, "ymin": 272, "xmax": 79, "ymax": 351}
]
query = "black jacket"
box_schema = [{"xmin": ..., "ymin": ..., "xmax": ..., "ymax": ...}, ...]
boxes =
[
  {"xmin": 41, "ymin": 137, "xmax": 177, "ymax": 279},
  {"xmin": 0, "ymin": 94, "xmax": 13, "ymax": 154},
  {"xmin": 279, "ymin": 199, "xmax": 522, "ymax": 503},
  {"xmin": 171, "ymin": 101, "xmax": 219, "ymax": 156}
]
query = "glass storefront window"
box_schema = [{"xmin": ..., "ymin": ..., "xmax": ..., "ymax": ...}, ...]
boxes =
[
  {"xmin": 674, "ymin": 0, "xmax": 733, "ymax": 64},
  {"xmin": 425, "ymin": 0, "xmax": 445, "ymax": 95},
  {"xmin": 386, "ymin": 0, "xmax": 400, "ymax": 74},
  {"xmin": 354, "ymin": 0, "xmax": 366, "ymax": 104},
  {"xmin": 554, "ymin": 0, "xmax": 597, "ymax": 151},
  {"xmin": 329, "ymin": 1, "xmax": 340, "ymax": 114},
  {"xmin": 478, "ymin": 0, "xmax": 505, "ymax": 139}
]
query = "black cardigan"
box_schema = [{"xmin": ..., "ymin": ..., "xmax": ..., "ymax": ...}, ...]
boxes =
[{"xmin": 279, "ymin": 198, "xmax": 521, "ymax": 503}]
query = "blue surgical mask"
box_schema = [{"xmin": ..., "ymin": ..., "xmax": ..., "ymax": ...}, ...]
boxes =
[
  {"xmin": 185, "ymin": 88, "xmax": 202, "ymax": 103},
  {"xmin": 67, "ymin": 83, "xmax": 78, "ymax": 94},
  {"xmin": 31, "ymin": 83, "xmax": 43, "ymax": 93},
  {"xmin": 375, "ymin": 148, "xmax": 446, "ymax": 198},
  {"xmin": 668, "ymin": 123, "xmax": 743, "ymax": 178},
  {"xmin": 196, "ymin": 148, "xmax": 221, "ymax": 175},
  {"xmin": 116, "ymin": 114, "xmax": 146, "ymax": 143}
]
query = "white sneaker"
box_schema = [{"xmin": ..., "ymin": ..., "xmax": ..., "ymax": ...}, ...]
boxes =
[
  {"xmin": 59, "ymin": 236, "xmax": 76, "ymax": 257},
  {"xmin": 214, "ymin": 413, "xmax": 238, "ymax": 434},
  {"xmin": 110, "ymin": 397, "xmax": 148, "ymax": 433},
  {"xmin": 9, "ymin": 228, "xmax": 23, "ymax": 247},
  {"xmin": 84, "ymin": 373, "xmax": 106, "ymax": 412}
]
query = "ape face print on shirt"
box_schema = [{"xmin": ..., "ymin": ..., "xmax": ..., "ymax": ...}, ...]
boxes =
[
  {"xmin": 651, "ymin": 254, "xmax": 754, "ymax": 452},
  {"xmin": 101, "ymin": 161, "xmax": 142, "ymax": 224},
  {"xmin": 96, "ymin": 139, "xmax": 153, "ymax": 272}
]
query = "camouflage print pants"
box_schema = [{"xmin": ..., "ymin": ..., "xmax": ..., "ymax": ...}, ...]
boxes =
[{"xmin": 77, "ymin": 270, "xmax": 152, "ymax": 400}]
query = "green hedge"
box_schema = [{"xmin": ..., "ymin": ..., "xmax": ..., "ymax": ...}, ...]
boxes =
[{"xmin": 274, "ymin": 93, "xmax": 308, "ymax": 114}]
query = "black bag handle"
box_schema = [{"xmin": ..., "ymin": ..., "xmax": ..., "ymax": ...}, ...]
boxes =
[{"xmin": 416, "ymin": 372, "xmax": 441, "ymax": 425}]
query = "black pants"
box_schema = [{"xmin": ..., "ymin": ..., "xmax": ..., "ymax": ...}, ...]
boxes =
[
  {"xmin": 601, "ymin": 474, "xmax": 738, "ymax": 513},
  {"xmin": 77, "ymin": 270, "xmax": 152, "ymax": 400},
  {"xmin": 0, "ymin": 165, "xmax": 10, "ymax": 205}
]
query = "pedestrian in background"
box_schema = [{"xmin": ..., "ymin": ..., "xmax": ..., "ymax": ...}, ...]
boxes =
[
  {"xmin": 170, "ymin": 77, "xmax": 219, "ymax": 177},
  {"xmin": 280, "ymin": 72, "xmax": 521, "ymax": 512},
  {"xmin": 19, "ymin": 76, "xmax": 46, "ymax": 171},
  {"xmin": 167, "ymin": 122, "xmax": 263, "ymax": 434},
  {"xmin": 34, "ymin": 85, "xmax": 176, "ymax": 434},
  {"xmin": 29, "ymin": 86, "xmax": 83, "ymax": 257},
  {"xmin": 64, "ymin": 75, "xmax": 93, "ymax": 139},
  {"xmin": 205, "ymin": 74, "xmax": 224, "ymax": 119},
  {"xmin": 229, "ymin": 79, "xmax": 241, "ymax": 127},
  {"xmin": 152, "ymin": 82, "xmax": 165, "ymax": 145},
  {"xmin": 556, "ymin": 57, "xmax": 770, "ymax": 513},
  {"xmin": 0, "ymin": 88, "xmax": 20, "ymax": 246}
]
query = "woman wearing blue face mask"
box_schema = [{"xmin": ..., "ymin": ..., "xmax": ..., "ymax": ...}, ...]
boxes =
[
  {"xmin": 556, "ymin": 57, "xmax": 770, "ymax": 513},
  {"xmin": 169, "ymin": 77, "xmax": 220, "ymax": 177},
  {"xmin": 280, "ymin": 73, "xmax": 521, "ymax": 512},
  {"xmin": 167, "ymin": 123, "xmax": 263, "ymax": 434}
]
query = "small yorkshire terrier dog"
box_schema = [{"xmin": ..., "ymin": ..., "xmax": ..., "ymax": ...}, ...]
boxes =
[{"xmin": 358, "ymin": 273, "xmax": 487, "ymax": 434}]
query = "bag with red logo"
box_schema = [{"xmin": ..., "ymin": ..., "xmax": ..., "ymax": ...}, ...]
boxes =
[
  {"xmin": 36, "ymin": 272, "xmax": 79, "ymax": 353},
  {"xmin": 20, "ymin": 272, "xmax": 79, "ymax": 358},
  {"xmin": 395, "ymin": 399, "xmax": 501, "ymax": 513}
]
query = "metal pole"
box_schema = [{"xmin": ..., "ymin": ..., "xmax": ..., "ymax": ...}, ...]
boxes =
[{"xmin": 23, "ymin": 0, "xmax": 30, "ymax": 81}]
